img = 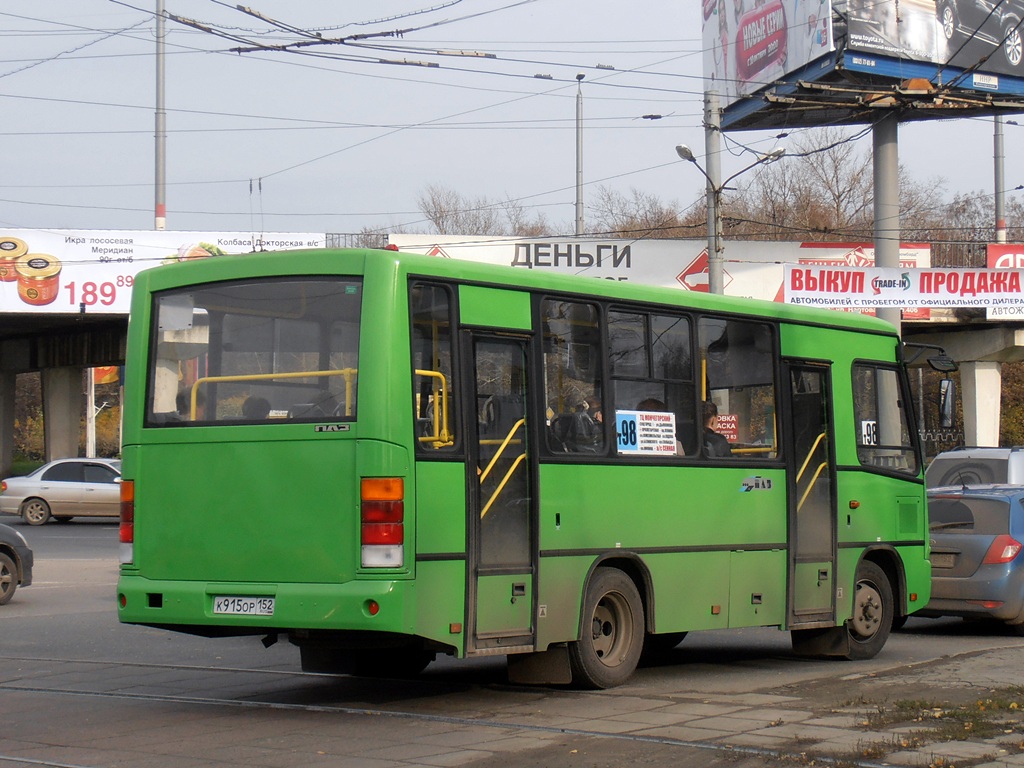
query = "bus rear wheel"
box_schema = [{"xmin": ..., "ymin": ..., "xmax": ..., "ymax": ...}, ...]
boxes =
[
  {"xmin": 569, "ymin": 568, "xmax": 644, "ymax": 689},
  {"xmin": 847, "ymin": 560, "xmax": 893, "ymax": 660}
]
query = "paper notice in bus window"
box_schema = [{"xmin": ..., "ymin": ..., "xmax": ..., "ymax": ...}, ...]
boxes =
[{"xmin": 616, "ymin": 410, "xmax": 678, "ymax": 455}]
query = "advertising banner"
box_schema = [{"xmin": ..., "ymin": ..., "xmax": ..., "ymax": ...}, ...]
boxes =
[
  {"xmin": 987, "ymin": 243, "xmax": 1024, "ymax": 318},
  {"xmin": 701, "ymin": 0, "xmax": 834, "ymax": 105},
  {"xmin": 785, "ymin": 264, "xmax": 1024, "ymax": 309},
  {"xmin": 847, "ymin": 0, "xmax": 1024, "ymax": 82},
  {"xmin": 389, "ymin": 235, "xmax": 930, "ymax": 317},
  {"xmin": 0, "ymin": 230, "xmax": 325, "ymax": 314}
]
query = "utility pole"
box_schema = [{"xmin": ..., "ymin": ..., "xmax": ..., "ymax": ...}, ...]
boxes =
[
  {"xmin": 995, "ymin": 115, "xmax": 1006, "ymax": 244},
  {"xmin": 155, "ymin": 0, "xmax": 167, "ymax": 230},
  {"xmin": 704, "ymin": 90, "xmax": 723, "ymax": 294},
  {"xmin": 575, "ymin": 74, "xmax": 584, "ymax": 236}
]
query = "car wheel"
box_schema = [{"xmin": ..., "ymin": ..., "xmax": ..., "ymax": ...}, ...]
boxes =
[
  {"xmin": 1004, "ymin": 21, "xmax": 1023, "ymax": 67},
  {"xmin": 846, "ymin": 561, "xmax": 893, "ymax": 660},
  {"xmin": 21, "ymin": 498, "xmax": 51, "ymax": 526},
  {"xmin": 940, "ymin": 2, "xmax": 958, "ymax": 40},
  {"xmin": 0, "ymin": 552, "xmax": 18, "ymax": 605},
  {"xmin": 568, "ymin": 568, "xmax": 644, "ymax": 689}
]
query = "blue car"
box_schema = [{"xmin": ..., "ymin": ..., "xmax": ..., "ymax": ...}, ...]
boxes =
[
  {"xmin": 0, "ymin": 522, "xmax": 33, "ymax": 605},
  {"xmin": 921, "ymin": 486, "xmax": 1024, "ymax": 633}
]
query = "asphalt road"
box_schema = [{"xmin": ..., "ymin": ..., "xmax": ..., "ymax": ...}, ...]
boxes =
[{"xmin": 4, "ymin": 517, "xmax": 1024, "ymax": 768}]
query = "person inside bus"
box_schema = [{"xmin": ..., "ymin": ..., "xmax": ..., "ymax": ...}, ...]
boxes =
[
  {"xmin": 703, "ymin": 400, "xmax": 732, "ymax": 457},
  {"xmin": 175, "ymin": 389, "xmax": 205, "ymax": 420},
  {"xmin": 568, "ymin": 396, "xmax": 604, "ymax": 452},
  {"xmin": 636, "ymin": 398, "xmax": 685, "ymax": 456},
  {"xmin": 242, "ymin": 395, "xmax": 271, "ymax": 420}
]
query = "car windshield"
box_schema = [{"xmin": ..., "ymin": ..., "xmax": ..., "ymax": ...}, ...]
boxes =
[
  {"xmin": 145, "ymin": 277, "xmax": 362, "ymax": 426},
  {"xmin": 928, "ymin": 496, "xmax": 1012, "ymax": 534}
]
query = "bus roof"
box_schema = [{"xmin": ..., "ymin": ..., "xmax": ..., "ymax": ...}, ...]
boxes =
[{"xmin": 137, "ymin": 246, "xmax": 900, "ymax": 337}]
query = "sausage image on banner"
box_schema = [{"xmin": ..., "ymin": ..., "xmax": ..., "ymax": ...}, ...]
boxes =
[{"xmin": 734, "ymin": 0, "xmax": 788, "ymax": 82}]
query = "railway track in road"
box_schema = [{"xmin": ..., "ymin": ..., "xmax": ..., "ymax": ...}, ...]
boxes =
[{"xmin": 0, "ymin": 654, "xmax": 906, "ymax": 768}]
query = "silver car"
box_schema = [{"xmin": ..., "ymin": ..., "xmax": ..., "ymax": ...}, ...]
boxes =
[
  {"xmin": 0, "ymin": 458, "xmax": 122, "ymax": 525},
  {"xmin": 920, "ymin": 486, "xmax": 1024, "ymax": 633}
]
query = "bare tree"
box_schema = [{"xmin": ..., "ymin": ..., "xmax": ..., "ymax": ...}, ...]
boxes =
[{"xmin": 416, "ymin": 185, "xmax": 550, "ymax": 236}]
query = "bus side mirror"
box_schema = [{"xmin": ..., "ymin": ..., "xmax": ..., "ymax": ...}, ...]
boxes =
[
  {"xmin": 928, "ymin": 354, "xmax": 957, "ymax": 373},
  {"xmin": 939, "ymin": 378, "xmax": 956, "ymax": 429}
]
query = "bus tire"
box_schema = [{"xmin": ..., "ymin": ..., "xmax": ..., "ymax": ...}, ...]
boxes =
[
  {"xmin": 569, "ymin": 568, "xmax": 644, "ymax": 689},
  {"xmin": 846, "ymin": 560, "xmax": 893, "ymax": 660}
]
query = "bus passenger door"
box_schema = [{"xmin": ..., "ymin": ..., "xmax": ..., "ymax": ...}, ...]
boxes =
[
  {"xmin": 464, "ymin": 333, "xmax": 536, "ymax": 654},
  {"xmin": 783, "ymin": 362, "xmax": 837, "ymax": 626}
]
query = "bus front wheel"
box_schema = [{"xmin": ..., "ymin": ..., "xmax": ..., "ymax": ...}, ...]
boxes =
[
  {"xmin": 568, "ymin": 568, "xmax": 644, "ymax": 689},
  {"xmin": 846, "ymin": 560, "xmax": 893, "ymax": 660}
]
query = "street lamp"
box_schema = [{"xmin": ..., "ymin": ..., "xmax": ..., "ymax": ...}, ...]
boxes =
[{"xmin": 675, "ymin": 144, "xmax": 785, "ymax": 294}]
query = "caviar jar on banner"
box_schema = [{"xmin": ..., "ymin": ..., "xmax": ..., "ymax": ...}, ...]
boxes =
[
  {"xmin": 15, "ymin": 253, "xmax": 62, "ymax": 306},
  {"xmin": 0, "ymin": 237, "xmax": 28, "ymax": 282}
]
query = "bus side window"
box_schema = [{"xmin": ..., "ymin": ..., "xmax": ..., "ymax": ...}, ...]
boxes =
[
  {"xmin": 698, "ymin": 317, "xmax": 778, "ymax": 460},
  {"xmin": 608, "ymin": 309, "xmax": 694, "ymax": 459},
  {"xmin": 411, "ymin": 282, "xmax": 457, "ymax": 451},
  {"xmin": 541, "ymin": 299, "xmax": 606, "ymax": 455}
]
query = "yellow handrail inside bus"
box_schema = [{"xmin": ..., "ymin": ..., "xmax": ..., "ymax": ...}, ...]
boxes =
[
  {"xmin": 190, "ymin": 368, "xmax": 356, "ymax": 419},
  {"xmin": 479, "ymin": 418, "xmax": 526, "ymax": 483},
  {"xmin": 797, "ymin": 462, "xmax": 829, "ymax": 512},
  {"xmin": 414, "ymin": 369, "xmax": 453, "ymax": 447},
  {"xmin": 796, "ymin": 432, "xmax": 827, "ymax": 483},
  {"xmin": 481, "ymin": 452, "xmax": 527, "ymax": 519}
]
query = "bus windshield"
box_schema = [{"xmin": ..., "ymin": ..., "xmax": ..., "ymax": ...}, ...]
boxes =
[{"xmin": 145, "ymin": 277, "xmax": 362, "ymax": 425}]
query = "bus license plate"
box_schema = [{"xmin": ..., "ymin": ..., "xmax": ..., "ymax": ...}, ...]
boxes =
[{"xmin": 213, "ymin": 596, "xmax": 275, "ymax": 616}]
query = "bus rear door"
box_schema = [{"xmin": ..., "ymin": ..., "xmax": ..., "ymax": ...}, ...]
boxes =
[
  {"xmin": 783, "ymin": 361, "xmax": 837, "ymax": 626},
  {"xmin": 463, "ymin": 332, "xmax": 536, "ymax": 654}
]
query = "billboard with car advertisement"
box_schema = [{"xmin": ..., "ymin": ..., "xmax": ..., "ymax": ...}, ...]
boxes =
[
  {"xmin": 847, "ymin": 0, "xmax": 1024, "ymax": 80},
  {"xmin": 0, "ymin": 230, "xmax": 325, "ymax": 314},
  {"xmin": 702, "ymin": 0, "xmax": 835, "ymax": 105},
  {"xmin": 387, "ymin": 234, "xmax": 930, "ymax": 317}
]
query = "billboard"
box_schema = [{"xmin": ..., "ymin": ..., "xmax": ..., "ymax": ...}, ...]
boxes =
[
  {"xmin": 702, "ymin": 0, "xmax": 835, "ymax": 105},
  {"xmin": 848, "ymin": 0, "xmax": 1024, "ymax": 80},
  {"xmin": 0, "ymin": 230, "xmax": 325, "ymax": 314},
  {"xmin": 387, "ymin": 235, "xmax": 930, "ymax": 317}
]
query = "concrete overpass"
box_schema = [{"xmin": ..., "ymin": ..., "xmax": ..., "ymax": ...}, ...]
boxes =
[{"xmin": 0, "ymin": 313, "xmax": 126, "ymax": 477}]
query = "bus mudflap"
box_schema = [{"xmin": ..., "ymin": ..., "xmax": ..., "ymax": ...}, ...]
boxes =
[{"xmin": 506, "ymin": 645, "xmax": 573, "ymax": 685}]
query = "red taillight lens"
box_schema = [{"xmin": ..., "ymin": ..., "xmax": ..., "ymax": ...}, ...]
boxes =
[
  {"xmin": 119, "ymin": 480, "xmax": 135, "ymax": 565},
  {"xmin": 983, "ymin": 534, "xmax": 1022, "ymax": 564},
  {"xmin": 361, "ymin": 478, "xmax": 404, "ymax": 567},
  {"xmin": 1, "ymin": 480, "xmax": 7, "ymax": 493},
  {"xmin": 119, "ymin": 480, "xmax": 135, "ymax": 544}
]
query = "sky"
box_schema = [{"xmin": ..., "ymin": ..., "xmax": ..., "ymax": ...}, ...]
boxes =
[{"xmin": 0, "ymin": 0, "xmax": 1019, "ymax": 239}]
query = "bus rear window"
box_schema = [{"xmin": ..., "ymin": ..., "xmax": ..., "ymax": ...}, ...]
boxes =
[{"xmin": 146, "ymin": 277, "xmax": 362, "ymax": 426}]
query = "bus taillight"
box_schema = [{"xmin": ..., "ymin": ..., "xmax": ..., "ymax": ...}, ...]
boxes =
[
  {"xmin": 361, "ymin": 478, "xmax": 404, "ymax": 568},
  {"xmin": 119, "ymin": 479, "xmax": 135, "ymax": 565}
]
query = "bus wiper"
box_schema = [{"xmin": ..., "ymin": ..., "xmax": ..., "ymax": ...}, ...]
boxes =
[{"xmin": 929, "ymin": 521, "xmax": 973, "ymax": 530}]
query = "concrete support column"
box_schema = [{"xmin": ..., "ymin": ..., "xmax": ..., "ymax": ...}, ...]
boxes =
[
  {"xmin": 960, "ymin": 361, "xmax": 1002, "ymax": 447},
  {"xmin": 42, "ymin": 367, "xmax": 81, "ymax": 460},
  {"xmin": 0, "ymin": 370, "xmax": 15, "ymax": 478}
]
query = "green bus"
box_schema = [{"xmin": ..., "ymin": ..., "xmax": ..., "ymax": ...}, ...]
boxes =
[{"xmin": 117, "ymin": 247, "xmax": 935, "ymax": 688}]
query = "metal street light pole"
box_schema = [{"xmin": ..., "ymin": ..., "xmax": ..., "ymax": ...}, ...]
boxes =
[
  {"xmin": 575, "ymin": 73, "xmax": 585, "ymax": 236},
  {"xmin": 155, "ymin": 0, "xmax": 167, "ymax": 231},
  {"xmin": 675, "ymin": 142, "xmax": 785, "ymax": 295}
]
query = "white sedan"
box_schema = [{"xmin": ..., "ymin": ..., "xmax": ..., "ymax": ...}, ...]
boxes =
[{"xmin": 0, "ymin": 458, "xmax": 121, "ymax": 525}]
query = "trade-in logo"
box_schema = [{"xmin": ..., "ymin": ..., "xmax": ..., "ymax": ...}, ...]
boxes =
[
  {"xmin": 871, "ymin": 272, "xmax": 911, "ymax": 295},
  {"xmin": 740, "ymin": 476, "xmax": 773, "ymax": 492}
]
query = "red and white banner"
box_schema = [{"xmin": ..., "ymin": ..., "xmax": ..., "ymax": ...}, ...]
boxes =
[{"xmin": 785, "ymin": 265, "xmax": 1024, "ymax": 309}]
